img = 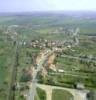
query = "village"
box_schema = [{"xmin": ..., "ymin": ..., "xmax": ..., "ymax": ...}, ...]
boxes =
[{"xmin": 0, "ymin": 14, "xmax": 96, "ymax": 100}]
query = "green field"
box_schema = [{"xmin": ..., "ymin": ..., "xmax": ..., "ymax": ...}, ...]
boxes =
[
  {"xmin": 52, "ymin": 89, "xmax": 73, "ymax": 100},
  {"xmin": 35, "ymin": 87, "xmax": 46, "ymax": 100},
  {"xmin": 0, "ymin": 30, "xmax": 15, "ymax": 100}
]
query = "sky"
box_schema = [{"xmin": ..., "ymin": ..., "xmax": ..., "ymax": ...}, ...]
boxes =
[{"xmin": 0, "ymin": 0, "xmax": 96, "ymax": 12}]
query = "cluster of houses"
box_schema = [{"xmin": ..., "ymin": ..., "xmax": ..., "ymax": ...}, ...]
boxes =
[{"xmin": 19, "ymin": 37, "xmax": 79, "ymax": 50}]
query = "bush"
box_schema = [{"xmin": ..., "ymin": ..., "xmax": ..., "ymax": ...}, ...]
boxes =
[{"xmin": 20, "ymin": 69, "xmax": 32, "ymax": 82}]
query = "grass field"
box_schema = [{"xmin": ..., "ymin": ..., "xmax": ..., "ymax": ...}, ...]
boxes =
[
  {"xmin": 0, "ymin": 31, "xmax": 15, "ymax": 100},
  {"xmin": 35, "ymin": 87, "xmax": 46, "ymax": 100},
  {"xmin": 52, "ymin": 89, "xmax": 73, "ymax": 100}
]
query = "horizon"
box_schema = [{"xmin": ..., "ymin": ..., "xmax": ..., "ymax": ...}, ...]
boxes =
[
  {"xmin": 0, "ymin": 0, "xmax": 96, "ymax": 13},
  {"xmin": 0, "ymin": 10, "xmax": 96, "ymax": 17},
  {"xmin": 0, "ymin": 10, "xmax": 96, "ymax": 14}
]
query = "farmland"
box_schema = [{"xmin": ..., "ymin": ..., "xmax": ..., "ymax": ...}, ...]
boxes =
[{"xmin": 0, "ymin": 12, "xmax": 96, "ymax": 100}]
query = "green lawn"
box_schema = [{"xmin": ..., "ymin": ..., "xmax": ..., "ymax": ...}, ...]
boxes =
[{"xmin": 52, "ymin": 89, "xmax": 73, "ymax": 100}]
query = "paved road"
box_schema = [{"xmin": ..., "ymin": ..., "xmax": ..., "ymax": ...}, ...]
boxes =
[
  {"xmin": 37, "ymin": 84, "xmax": 89, "ymax": 100},
  {"xmin": 27, "ymin": 57, "xmax": 46, "ymax": 100},
  {"xmin": 27, "ymin": 50, "xmax": 53, "ymax": 100}
]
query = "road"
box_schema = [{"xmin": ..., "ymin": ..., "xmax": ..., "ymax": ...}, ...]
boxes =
[
  {"xmin": 37, "ymin": 84, "xmax": 89, "ymax": 100},
  {"xmin": 50, "ymin": 72, "xmax": 89, "ymax": 78},
  {"xmin": 27, "ymin": 49, "xmax": 53, "ymax": 100},
  {"xmin": 27, "ymin": 57, "xmax": 45, "ymax": 100},
  {"xmin": 61, "ymin": 55, "xmax": 96, "ymax": 63}
]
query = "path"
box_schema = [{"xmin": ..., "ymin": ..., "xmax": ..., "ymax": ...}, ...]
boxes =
[{"xmin": 37, "ymin": 84, "xmax": 89, "ymax": 100}]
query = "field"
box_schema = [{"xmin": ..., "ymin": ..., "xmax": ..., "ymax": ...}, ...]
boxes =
[
  {"xmin": 35, "ymin": 87, "xmax": 46, "ymax": 100},
  {"xmin": 52, "ymin": 89, "xmax": 73, "ymax": 100},
  {"xmin": 0, "ymin": 30, "xmax": 15, "ymax": 100}
]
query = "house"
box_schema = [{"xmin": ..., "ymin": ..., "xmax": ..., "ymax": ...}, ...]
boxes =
[
  {"xmin": 58, "ymin": 69, "xmax": 64, "ymax": 73},
  {"xmin": 52, "ymin": 47, "xmax": 63, "ymax": 52},
  {"xmin": 75, "ymin": 83, "xmax": 85, "ymax": 89},
  {"xmin": 49, "ymin": 64, "xmax": 57, "ymax": 72}
]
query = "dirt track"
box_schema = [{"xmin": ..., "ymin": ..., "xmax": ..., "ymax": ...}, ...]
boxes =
[{"xmin": 37, "ymin": 84, "xmax": 89, "ymax": 100}]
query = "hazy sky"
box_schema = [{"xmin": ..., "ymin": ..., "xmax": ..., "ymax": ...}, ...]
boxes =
[{"xmin": 0, "ymin": 0, "xmax": 96, "ymax": 12}]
